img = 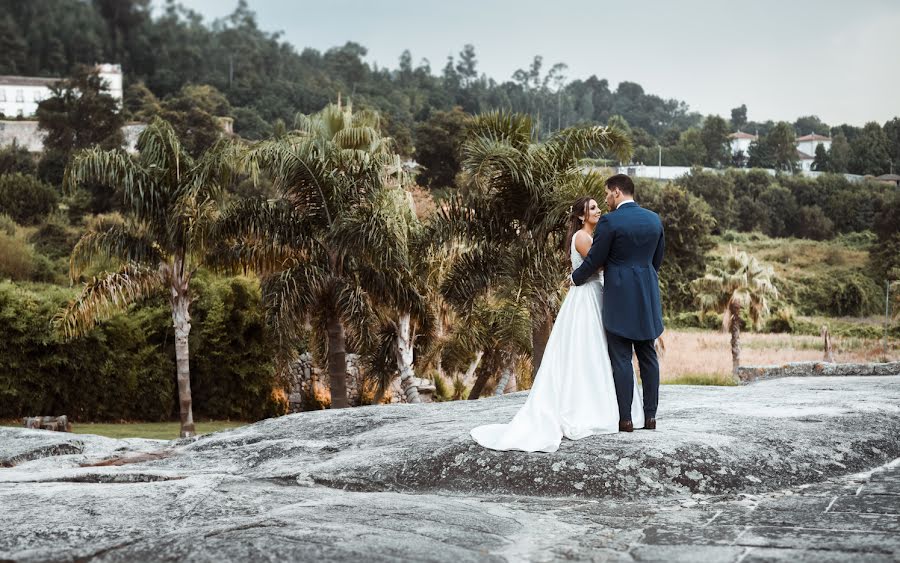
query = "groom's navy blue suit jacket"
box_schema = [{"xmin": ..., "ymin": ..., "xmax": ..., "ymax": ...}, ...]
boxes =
[{"xmin": 571, "ymin": 201, "xmax": 665, "ymax": 341}]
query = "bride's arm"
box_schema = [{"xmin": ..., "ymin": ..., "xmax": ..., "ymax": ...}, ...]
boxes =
[{"xmin": 574, "ymin": 231, "xmax": 604, "ymax": 271}]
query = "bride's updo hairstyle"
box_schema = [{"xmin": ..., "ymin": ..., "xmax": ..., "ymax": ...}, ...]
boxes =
[{"xmin": 564, "ymin": 196, "xmax": 594, "ymax": 252}]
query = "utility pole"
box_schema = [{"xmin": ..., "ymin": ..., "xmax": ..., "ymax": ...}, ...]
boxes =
[
  {"xmin": 885, "ymin": 281, "xmax": 896, "ymax": 361},
  {"xmin": 658, "ymin": 145, "xmax": 662, "ymax": 180},
  {"xmin": 228, "ymin": 54, "xmax": 234, "ymax": 89}
]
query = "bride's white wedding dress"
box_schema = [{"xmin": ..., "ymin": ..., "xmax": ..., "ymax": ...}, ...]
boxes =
[{"xmin": 470, "ymin": 236, "xmax": 644, "ymax": 453}]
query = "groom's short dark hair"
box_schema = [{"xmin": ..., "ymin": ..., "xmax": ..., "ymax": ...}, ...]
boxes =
[{"xmin": 606, "ymin": 174, "xmax": 635, "ymax": 195}]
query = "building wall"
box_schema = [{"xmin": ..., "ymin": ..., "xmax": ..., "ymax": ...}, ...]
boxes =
[
  {"xmin": 0, "ymin": 84, "xmax": 54, "ymax": 118},
  {"xmin": 797, "ymin": 139, "xmax": 831, "ymax": 157},
  {"xmin": 0, "ymin": 120, "xmax": 146, "ymax": 153},
  {"xmin": 0, "ymin": 64, "xmax": 123, "ymax": 118},
  {"xmin": 730, "ymin": 137, "xmax": 754, "ymax": 155},
  {"xmin": 583, "ymin": 164, "xmax": 863, "ymax": 183}
]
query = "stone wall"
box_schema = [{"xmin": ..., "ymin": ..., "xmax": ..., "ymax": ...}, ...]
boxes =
[
  {"xmin": 0, "ymin": 120, "xmax": 146, "ymax": 153},
  {"xmin": 0, "ymin": 121, "xmax": 45, "ymax": 152},
  {"xmin": 737, "ymin": 361, "xmax": 900, "ymax": 383},
  {"xmin": 286, "ymin": 352, "xmax": 435, "ymax": 412}
]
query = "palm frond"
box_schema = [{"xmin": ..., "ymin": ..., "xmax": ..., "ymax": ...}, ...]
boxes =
[
  {"xmin": 69, "ymin": 219, "xmax": 163, "ymax": 280},
  {"xmin": 545, "ymin": 125, "xmax": 633, "ymax": 165},
  {"xmin": 64, "ymin": 147, "xmax": 163, "ymax": 222},
  {"xmin": 54, "ymin": 263, "xmax": 165, "ymax": 340},
  {"xmin": 137, "ymin": 117, "xmax": 193, "ymax": 182},
  {"xmin": 467, "ymin": 111, "xmax": 534, "ymax": 150},
  {"xmin": 261, "ymin": 259, "xmax": 330, "ymax": 347},
  {"xmin": 214, "ymin": 197, "xmax": 319, "ymax": 273},
  {"xmin": 440, "ymin": 245, "xmax": 501, "ymax": 310}
]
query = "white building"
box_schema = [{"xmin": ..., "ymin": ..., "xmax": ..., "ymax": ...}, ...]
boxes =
[
  {"xmin": 795, "ymin": 133, "xmax": 831, "ymax": 171},
  {"xmin": 0, "ymin": 63, "xmax": 123, "ymax": 118},
  {"xmin": 729, "ymin": 131, "xmax": 757, "ymax": 158},
  {"xmin": 796, "ymin": 133, "xmax": 832, "ymax": 158}
]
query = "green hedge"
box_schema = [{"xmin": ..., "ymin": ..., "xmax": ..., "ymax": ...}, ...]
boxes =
[
  {"xmin": 0, "ymin": 282, "xmax": 174, "ymax": 420},
  {"xmin": 0, "ymin": 274, "xmax": 285, "ymax": 422}
]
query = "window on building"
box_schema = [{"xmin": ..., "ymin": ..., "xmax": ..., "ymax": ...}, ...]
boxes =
[
  {"xmin": 15, "ymin": 89, "xmax": 24, "ymax": 102},
  {"xmin": 0, "ymin": 89, "xmax": 6, "ymax": 102},
  {"xmin": 33, "ymin": 91, "xmax": 42, "ymax": 102}
]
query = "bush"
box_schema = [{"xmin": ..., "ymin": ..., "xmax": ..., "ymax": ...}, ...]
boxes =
[
  {"xmin": 187, "ymin": 273, "xmax": 285, "ymax": 420},
  {"xmin": 0, "ymin": 173, "xmax": 59, "ymax": 225},
  {"xmin": 28, "ymin": 216, "xmax": 79, "ymax": 259},
  {"xmin": 675, "ymin": 168, "xmax": 735, "ymax": 232},
  {"xmin": 759, "ymin": 185, "xmax": 798, "ymax": 238},
  {"xmin": 0, "ymin": 142, "xmax": 37, "ymax": 175},
  {"xmin": 666, "ymin": 310, "xmax": 722, "ymax": 330},
  {"xmin": 640, "ymin": 183, "xmax": 716, "ymax": 313},
  {"xmin": 764, "ymin": 305, "xmax": 796, "ymax": 333},
  {"xmin": 37, "ymin": 149, "xmax": 68, "ymax": 187},
  {"xmin": 0, "ymin": 213, "xmax": 17, "ymax": 236},
  {"xmin": 0, "ymin": 233, "xmax": 35, "ymax": 281},
  {"xmin": 795, "ymin": 205, "xmax": 834, "ymax": 240},
  {"xmin": 0, "ymin": 231, "xmax": 63, "ymax": 283}
]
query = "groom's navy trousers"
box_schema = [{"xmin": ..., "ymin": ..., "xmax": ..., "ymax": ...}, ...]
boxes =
[
  {"xmin": 605, "ymin": 332, "xmax": 660, "ymax": 420},
  {"xmin": 571, "ymin": 201, "xmax": 665, "ymax": 422}
]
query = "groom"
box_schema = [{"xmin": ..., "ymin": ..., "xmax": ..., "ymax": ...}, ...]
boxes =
[{"xmin": 571, "ymin": 174, "xmax": 665, "ymax": 432}]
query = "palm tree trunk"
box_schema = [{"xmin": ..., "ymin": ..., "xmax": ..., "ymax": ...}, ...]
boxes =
[
  {"xmin": 395, "ymin": 313, "xmax": 421, "ymax": 403},
  {"xmin": 531, "ymin": 310, "xmax": 552, "ymax": 379},
  {"xmin": 463, "ymin": 350, "xmax": 483, "ymax": 384},
  {"xmin": 494, "ymin": 353, "xmax": 516, "ymax": 396},
  {"xmin": 326, "ymin": 316, "xmax": 350, "ymax": 409},
  {"xmin": 171, "ymin": 283, "xmax": 195, "ymax": 438},
  {"xmin": 469, "ymin": 350, "xmax": 500, "ymax": 400},
  {"xmin": 730, "ymin": 304, "xmax": 742, "ymax": 375}
]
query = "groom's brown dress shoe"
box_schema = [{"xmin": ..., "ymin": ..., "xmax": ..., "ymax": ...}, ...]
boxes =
[
  {"xmin": 618, "ymin": 421, "xmax": 634, "ymax": 432},
  {"xmin": 642, "ymin": 418, "xmax": 656, "ymax": 430}
]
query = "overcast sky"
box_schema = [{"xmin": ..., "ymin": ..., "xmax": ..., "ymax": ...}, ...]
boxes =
[{"xmin": 160, "ymin": 0, "xmax": 900, "ymax": 126}]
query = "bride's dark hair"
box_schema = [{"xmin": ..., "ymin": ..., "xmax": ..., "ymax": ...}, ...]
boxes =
[{"xmin": 565, "ymin": 196, "xmax": 594, "ymax": 253}]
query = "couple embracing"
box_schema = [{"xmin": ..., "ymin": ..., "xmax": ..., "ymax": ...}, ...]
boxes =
[{"xmin": 471, "ymin": 174, "xmax": 665, "ymax": 453}]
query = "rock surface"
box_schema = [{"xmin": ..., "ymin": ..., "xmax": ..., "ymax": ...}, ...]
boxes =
[{"xmin": 2, "ymin": 375, "xmax": 900, "ymax": 562}]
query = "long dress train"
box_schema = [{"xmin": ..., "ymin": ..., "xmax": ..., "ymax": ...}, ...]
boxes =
[{"xmin": 470, "ymin": 237, "xmax": 644, "ymax": 453}]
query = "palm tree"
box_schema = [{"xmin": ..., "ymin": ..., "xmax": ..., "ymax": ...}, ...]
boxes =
[
  {"xmin": 56, "ymin": 118, "xmax": 238, "ymax": 437},
  {"xmin": 692, "ymin": 249, "xmax": 778, "ymax": 375},
  {"xmin": 440, "ymin": 293, "xmax": 532, "ymax": 400},
  {"xmin": 216, "ymin": 102, "xmax": 427, "ymax": 409},
  {"xmin": 365, "ymin": 184, "xmax": 437, "ymax": 404},
  {"xmin": 434, "ymin": 111, "xmax": 631, "ymax": 379}
]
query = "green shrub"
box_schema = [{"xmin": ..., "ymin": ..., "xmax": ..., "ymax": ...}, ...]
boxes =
[
  {"xmin": 667, "ymin": 310, "xmax": 722, "ymax": 330},
  {"xmin": 28, "ymin": 216, "xmax": 79, "ymax": 259},
  {"xmin": 36, "ymin": 149, "xmax": 67, "ymax": 187},
  {"xmin": 0, "ymin": 233, "xmax": 35, "ymax": 280},
  {"xmin": 187, "ymin": 273, "xmax": 285, "ymax": 420},
  {"xmin": 764, "ymin": 305, "xmax": 796, "ymax": 333},
  {"xmin": 829, "ymin": 273, "xmax": 881, "ymax": 317},
  {"xmin": 835, "ymin": 230, "xmax": 876, "ymax": 250},
  {"xmin": 795, "ymin": 205, "xmax": 834, "ymax": 240},
  {"xmin": 0, "ymin": 173, "xmax": 59, "ymax": 225},
  {"xmin": 0, "ymin": 213, "xmax": 16, "ymax": 236},
  {"xmin": 0, "ymin": 142, "xmax": 37, "ymax": 175}
]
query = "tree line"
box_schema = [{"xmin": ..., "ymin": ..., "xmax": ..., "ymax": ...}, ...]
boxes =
[{"xmin": 2, "ymin": 0, "xmax": 898, "ymax": 177}]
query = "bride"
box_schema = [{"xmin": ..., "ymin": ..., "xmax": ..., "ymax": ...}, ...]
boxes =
[{"xmin": 470, "ymin": 197, "xmax": 644, "ymax": 453}]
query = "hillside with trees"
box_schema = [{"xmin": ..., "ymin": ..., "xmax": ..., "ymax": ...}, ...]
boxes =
[{"xmin": 2, "ymin": 0, "xmax": 897, "ymax": 178}]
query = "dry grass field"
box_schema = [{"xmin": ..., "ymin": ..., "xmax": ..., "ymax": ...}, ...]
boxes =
[{"xmin": 660, "ymin": 328, "xmax": 899, "ymax": 384}]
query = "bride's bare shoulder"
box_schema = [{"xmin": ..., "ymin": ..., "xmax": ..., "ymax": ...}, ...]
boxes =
[{"xmin": 573, "ymin": 230, "xmax": 592, "ymax": 257}]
